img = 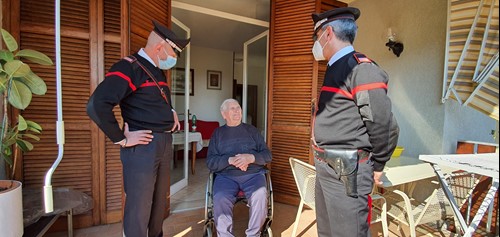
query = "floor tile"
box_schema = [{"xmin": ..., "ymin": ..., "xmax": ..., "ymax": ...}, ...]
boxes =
[{"xmin": 44, "ymin": 160, "xmax": 476, "ymax": 237}]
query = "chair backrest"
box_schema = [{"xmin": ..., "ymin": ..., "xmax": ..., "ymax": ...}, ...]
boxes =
[
  {"xmin": 445, "ymin": 171, "xmax": 481, "ymax": 207},
  {"xmin": 196, "ymin": 120, "xmax": 220, "ymax": 140},
  {"xmin": 289, "ymin": 157, "xmax": 316, "ymax": 210}
]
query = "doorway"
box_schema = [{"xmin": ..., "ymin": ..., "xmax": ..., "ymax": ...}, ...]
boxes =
[
  {"xmin": 170, "ymin": 0, "xmax": 270, "ymax": 213},
  {"xmin": 242, "ymin": 30, "xmax": 269, "ymax": 138}
]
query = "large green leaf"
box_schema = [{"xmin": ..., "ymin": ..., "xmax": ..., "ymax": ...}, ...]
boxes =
[
  {"xmin": 3, "ymin": 135, "xmax": 17, "ymax": 146},
  {"xmin": 4, "ymin": 60, "xmax": 31, "ymax": 77},
  {"xmin": 26, "ymin": 120, "xmax": 42, "ymax": 131},
  {"xmin": 17, "ymin": 139, "xmax": 34, "ymax": 152},
  {"xmin": 22, "ymin": 133, "xmax": 40, "ymax": 141},
  {"xmin": 8, "ymin": 80, "xmax": 32, "ymax": 109},
  {"xmin": 1, "ymin": 29, "xmax": 18, "ymax": 52},
  {"xmin": 16, "ymin": 49, "xmax": 53, "ymax": 66},
  {"xmin": 26, "ymin": 120, "xmax": 42, "ymax": 134},
  {"xmin": 18, "ymin": 115, "xmax": 28, "ymax": 131},
  {"xmin": 17, "ymin": 71, "xmax": 47, "ymax": 95},
  {"xmin": 0, "ymin": 49, "xmax": 14, "ymax": 62}
]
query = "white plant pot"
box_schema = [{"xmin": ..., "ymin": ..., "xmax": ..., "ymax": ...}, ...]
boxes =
[{"xmin": 0, "ymin": 180, "xmax": 23, "ymax": 237}]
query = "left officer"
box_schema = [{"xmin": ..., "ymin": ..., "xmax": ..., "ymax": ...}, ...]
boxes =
[{"xmin": 87, "ymin": 20, "xmax": 190, "ymax": 237}]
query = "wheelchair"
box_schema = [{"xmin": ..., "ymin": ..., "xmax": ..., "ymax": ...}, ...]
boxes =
[{"xmin": 203, "ymin": 168, "xmax": 274, "ymax": 237}]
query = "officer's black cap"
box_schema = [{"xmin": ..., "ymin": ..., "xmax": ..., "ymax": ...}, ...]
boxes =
[
  {"xmin": 311, "ymin": 7, "xmax": 360, "ymax": 36},
  {"xmin": 152, "ymin": 20, "xmax": 190, "ymax": 53}
]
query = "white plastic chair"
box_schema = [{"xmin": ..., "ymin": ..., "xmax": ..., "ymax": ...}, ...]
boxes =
[
  {"xmin": 371, "ymin": 187, "xmax": 389, "ymax": 237},
  {"xmin": 384, "ymin": 172, "xmax": 481, "ymax": 237},
  {"xmin": 289, "ymin": 157, "xmax": 316, "ymax": 237},
  {"xmin": 441, "ymin": 171, "xmax": 482, "ymax": 236},
  {"xmin": 289, "ymin": 157, "xmax": 388, "ymax": 237},
  {"xmin": 384, "ymin": 177, "xmax": 450, "ymax": 237}
]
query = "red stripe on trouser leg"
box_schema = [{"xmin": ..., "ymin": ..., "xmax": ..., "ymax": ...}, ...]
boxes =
[{"xmin": 367, "ymin": 194, "xmax": 372, "ymax": 224}]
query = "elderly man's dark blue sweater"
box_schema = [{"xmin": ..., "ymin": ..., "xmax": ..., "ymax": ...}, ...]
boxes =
[{"xmin": 206, "ymin": 123, "xmax": 272, "ymax": 176}]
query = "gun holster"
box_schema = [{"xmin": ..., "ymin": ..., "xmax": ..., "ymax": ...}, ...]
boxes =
[{"xmin": 313, "ymin": 147, "xmax": 359, "ymax": 197}]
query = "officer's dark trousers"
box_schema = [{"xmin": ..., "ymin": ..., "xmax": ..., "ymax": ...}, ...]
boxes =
[
  {"xmin": 314, "ymin": 158, "xmax": 374, "ymax": 237},
  {"xmin": 121, "ymin": 132, "xmax": 172, "ymax": 237}
]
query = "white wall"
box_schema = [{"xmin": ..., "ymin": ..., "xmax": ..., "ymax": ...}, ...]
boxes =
[
  {"xmin": 173, "ymin": 45, "xmax": 234, "ymax": 126},
  {"xmin": 443, "ymin": 101, "xmax": 498, "ymax": 153},
  {"xmin": 350, "ymin": 0, "xmax": 498, "ymax": 157}
]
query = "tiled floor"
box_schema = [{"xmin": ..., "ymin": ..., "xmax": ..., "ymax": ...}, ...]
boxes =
[
  {"xmin": 45, "ymin": 161, "xmax": 472, "ymax": 237},
  {"xmin": 170, "ymin": 159, "xmax": 210, "ymax": 213},
  {"xmin": 45, "ymin": 201, "xmax": 462, "ymax": 237}
]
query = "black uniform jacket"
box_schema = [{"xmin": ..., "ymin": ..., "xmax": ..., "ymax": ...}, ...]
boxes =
[
  {"xmin": 87, "ymin": 53, "xmax": 175, "ymax": 142},
  {"xmin": 314, "ymin": 51, "xmax": 399, "ymax": 172}
]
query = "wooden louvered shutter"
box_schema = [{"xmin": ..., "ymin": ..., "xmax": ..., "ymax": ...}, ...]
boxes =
[
  {"xmin": 16, "ymin": 0, "xmax": 173, "ymax": 228},
  {"xmin": 99, "ymin": 0, "xmax": 125, "ymax": 224},
  {"xmin": 20, "ymin": 0, "xmax": 98, "ymax": 228},
  {"xmin": 130, "ymin": 1, "xmax": 171, "ymax": 53},
  {"xmin": 269, "ymin": 0, "xmax": 346, "ymax": 204}
]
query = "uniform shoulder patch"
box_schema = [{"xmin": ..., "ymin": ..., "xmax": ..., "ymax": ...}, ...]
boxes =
[
  {"xmin": 353, "ymin": 52, "xmax": 372, "ymax": 64},
  {"xmin": 123, "ymin": 55, "xmax": 137, "ymax": 63}
]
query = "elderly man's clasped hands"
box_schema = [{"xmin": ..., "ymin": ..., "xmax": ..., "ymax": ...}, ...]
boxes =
[{"xmin": 228, "ymin": 153, "xmax": 255, "ymax": 171}]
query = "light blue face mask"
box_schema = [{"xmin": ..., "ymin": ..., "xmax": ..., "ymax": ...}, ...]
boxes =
[{"xmin": 158, "ymin": 49, "xmax": 177, "ymax": 70}]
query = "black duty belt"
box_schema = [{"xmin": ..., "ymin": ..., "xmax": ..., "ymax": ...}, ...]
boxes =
[
  {"xmin": 311, "ymin": 145, "xmax": 371, "ymax": 198},
  {"xmin": 312, "ymin": 145, "xmax": 370, "ymax": 163},
  {"xmin": 129, "ymin": 127, "xmax": 173, "ymax": 134}
]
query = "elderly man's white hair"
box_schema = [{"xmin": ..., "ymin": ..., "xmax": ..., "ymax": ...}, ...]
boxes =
[{"xmin": 220, "ymin": 98, "xmax": 239, "ymax": 112}]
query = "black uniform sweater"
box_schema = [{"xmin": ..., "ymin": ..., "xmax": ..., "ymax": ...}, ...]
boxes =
[
  {"xmin": 87, "ymin": 53, "xmax": 175, "ymax": 142},
  {"xmin": 314, "ymin": 51, "xmax": 399, "ymax": 171}
]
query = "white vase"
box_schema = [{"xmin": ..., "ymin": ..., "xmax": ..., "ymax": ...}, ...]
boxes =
[{"xmin": 0, "ymin": 180, "xmax": 23, "ymax": 237}]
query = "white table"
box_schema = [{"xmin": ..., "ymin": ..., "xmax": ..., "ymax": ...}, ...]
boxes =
[
  {"xmin": 172, "ymin": 132, "xmax": 203, "ymax": 174},
  {"xmin": 380, "ymin": 156, "xmax": 458, "ymax": 237},
  {"xmin": 419, "ymin": 153, "xmax": 499, "ymax": 236},
  {"xmin": 381, "ymin": 156, "xmax": 455, "ymax": 188}
]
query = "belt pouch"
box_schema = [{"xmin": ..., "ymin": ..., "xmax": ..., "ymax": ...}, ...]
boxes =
[{"xmin": 323, "ymin": 149, "xmax": 359, "ymax": 198}]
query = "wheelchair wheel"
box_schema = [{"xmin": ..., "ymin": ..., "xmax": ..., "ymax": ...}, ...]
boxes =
[{"xmin": 203, "ymin": 220, "xmax": 215, "ymax": 237}]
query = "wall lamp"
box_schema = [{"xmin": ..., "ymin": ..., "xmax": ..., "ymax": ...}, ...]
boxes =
[{"xmin": 385, "ymin": 28, "xmax": 404, "ymax": 57}]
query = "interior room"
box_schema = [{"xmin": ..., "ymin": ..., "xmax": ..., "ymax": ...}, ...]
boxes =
[{"xmin": 168, "ymin": 0, "xmax": 271, "ymax": 212}]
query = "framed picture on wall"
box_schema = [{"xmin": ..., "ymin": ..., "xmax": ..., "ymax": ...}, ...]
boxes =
[
  {"xmin": 207, "ymin": 70, "xmax": 222, "ymax": 90},
  {"xmin": 172, "ymin": 68, "xmax": 194, "ymax": 96}
]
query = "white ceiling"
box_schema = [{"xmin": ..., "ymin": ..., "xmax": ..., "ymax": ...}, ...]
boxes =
[{"xmin": 171, "ymin": 0, "xmax": 270, "ymax": 54}]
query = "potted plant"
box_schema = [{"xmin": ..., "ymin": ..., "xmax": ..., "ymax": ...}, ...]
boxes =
[{"xmin": 0, "ymin": 28, "xmax": 53, "ymax": 237}]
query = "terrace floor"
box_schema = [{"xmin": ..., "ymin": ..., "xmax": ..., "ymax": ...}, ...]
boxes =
[{"xmin": 45, "ymin": 160, "xmax": 496, "ymax": 237}]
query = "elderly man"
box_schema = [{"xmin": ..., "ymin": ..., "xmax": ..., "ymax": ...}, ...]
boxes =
[
  {"xmin": 87, "ymin": 21, "xmax": 189, "ymax": 237},
  {"xmin": 310, "ymin": 7, "xmax": 399, "ymax": 237},
  {"xmin": 206, "ymin": 98, "xmax": 272, "ymax": 237}
]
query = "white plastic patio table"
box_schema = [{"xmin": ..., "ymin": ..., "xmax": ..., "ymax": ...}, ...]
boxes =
[
  {"xmin": 379, "ymin": 156, "xmax": 457, "ymax": 237},
  {"xmin": 419, "ymin": 153, "xmax": 499, "ymax": 237},
  {"xmin": 380, "ymin": 156, "xmax": 454, "ymax": 188}
]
